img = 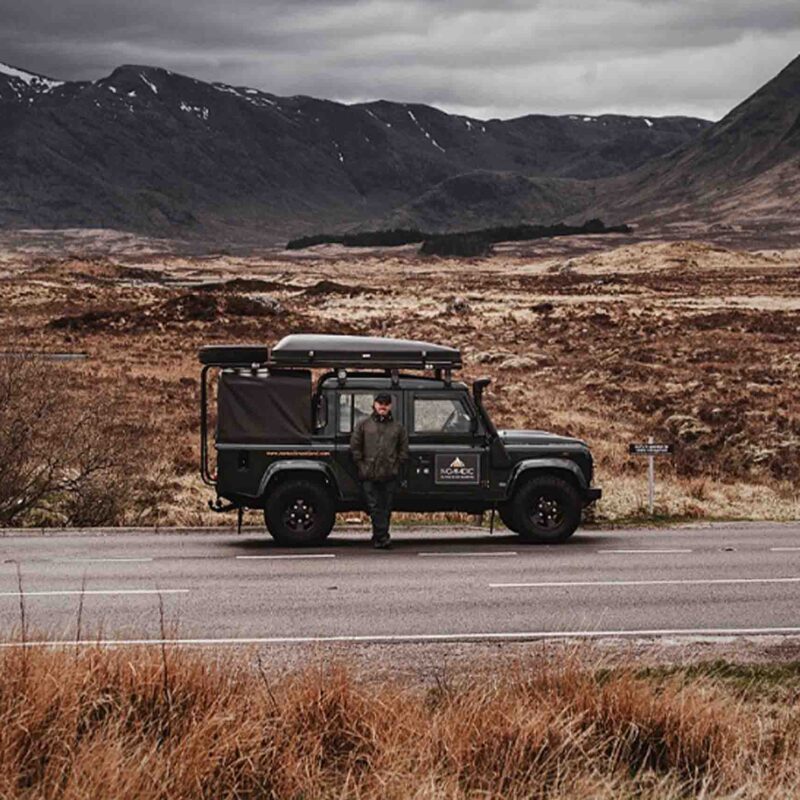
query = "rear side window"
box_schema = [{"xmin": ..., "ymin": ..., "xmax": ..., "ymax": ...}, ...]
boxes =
[
  {"xmin": 413, "ymin": 397, "xmax": 473, "ymax": 434},
  {"xmin": 338, "ymin": 392, "xmax": 399, "ymax": 433}
]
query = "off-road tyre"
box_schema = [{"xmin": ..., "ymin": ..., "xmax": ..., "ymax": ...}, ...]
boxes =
[
  {"xmin": 264, "ymin": 478, "xmax": 335, "ymax": 546},
  {"xmin": 511, "ymin": 475, "xmax": 582, "ymax": 543},
  {"xmin": 497, "ymin": 503, "xmax": 520, "ymax": 533}
]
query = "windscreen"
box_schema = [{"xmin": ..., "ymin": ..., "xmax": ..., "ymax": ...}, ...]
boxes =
[{"xmin": 216, "ymin": 369, "xmax": 312, "ymax": 445}]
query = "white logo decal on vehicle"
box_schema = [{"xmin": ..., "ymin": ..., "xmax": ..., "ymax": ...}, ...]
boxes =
[{"xmin": 435, "ymin": 454, "xmax": 480, "ymax": 484}]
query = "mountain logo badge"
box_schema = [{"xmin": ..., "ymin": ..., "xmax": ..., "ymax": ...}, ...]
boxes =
[{"xmin": 435, "ymin": 453, "xmax": 479, "ymax": 484}]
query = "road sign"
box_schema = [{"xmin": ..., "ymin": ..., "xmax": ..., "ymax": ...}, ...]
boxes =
[
  {"xmin": 628, "ymin": 439, "xmax": 674, "ymax": 515},
  {"xmin": 628, "ymin": 443, "xmax": 674, "ymax": 456}
]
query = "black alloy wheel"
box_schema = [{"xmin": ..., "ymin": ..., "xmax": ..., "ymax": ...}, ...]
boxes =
[
  {"xmin": 283, "ymin": 497, "xmax": 316, "ymax": 533},
  {"xmin": 512, "ymin": 475, "xmax": 582, "ymax": 543},
  {"xmin": 264, "ymin": 479, "xmax": 335, "ymax": 546}
]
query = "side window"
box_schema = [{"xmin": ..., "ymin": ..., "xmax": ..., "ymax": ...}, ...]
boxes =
[
  {"xmin": 413, "ymin": 397, "xmax": 473, "ymax": 434},
  {"xmin": 338, "ymin": 393, "xmax": 394, "ymax": 434},
  {"xmin": 313, "ymin": 393, "xmax": 328, "ymax": 432}
]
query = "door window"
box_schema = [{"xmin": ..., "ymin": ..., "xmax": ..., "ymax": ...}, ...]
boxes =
[
  {"xmin": 338, "ymin": 392, "xmax": 398, "ymax": 433},
  {"xmin": 413, "ymin": 397, "xmax": 473, "ymax": 434}
]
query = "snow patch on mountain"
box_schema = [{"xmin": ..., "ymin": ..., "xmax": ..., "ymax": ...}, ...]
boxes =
[
  {"xmin": 180, "ymin": 101, "xmax": 209, "ymax": 121},
  {"xmin": 0, "ymin": 62, "xmax": 63, "ymax": 91},
  {"xmin": 213, "ymin": 83, "xmax": 239, "ymax": 97},
  {"xmin": 140, "ymin": 73, "xmax": 158, "ymax": 94},
  {"xmin": 213, "ymin": 82, "xmax": 277, "ymax": 108},
  {"xmin": 407, "ymin": 109, "xmax": 446, "ymax": 152}
]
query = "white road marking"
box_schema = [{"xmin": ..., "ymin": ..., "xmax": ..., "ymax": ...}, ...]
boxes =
[
  {"xmin": 770, "ymin": 547, "xmax": 800, "ymax": 552},
  {"xmin": 7, "ymin": 626, "xmax": 800, "ymax": 648},
  {"xmin": 490, "ymin": 577, "xmax": 800, "ymax": 589},
  {"xmin": 235, "ymin": 554, "xmax": 335, "ymax": 560},
  {"xmin": 55, "ymin": 558, "xmax": 154, "ymax": 563},
  {"xmin": 0, "ymin": 589, "xmax": 189, "ymax": 597},
  {"xmin": 418, "ymin": 551, "xmax": 518, "ymax": 558},
  {"xmin": 598, "ymin": 549, "xmax": 692, "ymax": 554}
]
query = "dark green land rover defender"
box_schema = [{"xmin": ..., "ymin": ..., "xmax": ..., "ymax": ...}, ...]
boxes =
[{"xmin": 199, "ymin": 334, "xmax": 601, "ymax": 545}]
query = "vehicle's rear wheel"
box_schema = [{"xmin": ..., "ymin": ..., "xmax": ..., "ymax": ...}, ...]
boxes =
[
  {"xmin": 497, "ymin": 503, "xmax": 520, "ymax": 533},
  {"xmin": 264, "ymin": 479, "xmax": 335, "ymax": 546},
  {"xmin": 511, "ymin": 475, "xmax": 582, "ymax": 543}
]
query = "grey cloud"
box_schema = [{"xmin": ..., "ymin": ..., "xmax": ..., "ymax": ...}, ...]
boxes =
[{"xmin": 0, "ymin": 0, "xmax": 798, "ymax": 119}]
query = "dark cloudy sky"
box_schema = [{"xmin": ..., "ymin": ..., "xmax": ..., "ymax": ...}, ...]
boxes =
[{"xmin": 2, "ymin": 0, "xmax": 798, "ymax": 120}]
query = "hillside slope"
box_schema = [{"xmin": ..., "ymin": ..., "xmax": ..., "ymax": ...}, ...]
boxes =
[
  {"xmin": 380, "ymin": 171, "xmax": 597, "ymax": 231},
  {"xmin": 605, "ymin": 54, "xmax": 800, "ymax": 225}
]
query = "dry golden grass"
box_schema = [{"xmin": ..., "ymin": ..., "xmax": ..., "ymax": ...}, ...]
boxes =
[
  {"xmin": 1, "ymin": 642, "xmax": 799, "ymax": 799},
  {"xmin": 1, "ymin": 237, "xmax": 799, "ymax": 526}
]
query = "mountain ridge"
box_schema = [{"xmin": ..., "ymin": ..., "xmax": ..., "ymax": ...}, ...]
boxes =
[{"xmin": 0, "ymin": 60, "xmax": 710, "ymax": 241}]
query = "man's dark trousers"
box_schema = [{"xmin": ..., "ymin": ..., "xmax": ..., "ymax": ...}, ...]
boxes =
[{"xmin": 362, "ymin": 479, "xmax": 397, "ymax": 540}]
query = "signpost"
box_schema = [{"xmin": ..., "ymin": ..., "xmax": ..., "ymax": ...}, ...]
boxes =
[{"xmin": 628, "ymin": 437, "xmax": 675, "ymax": 515}]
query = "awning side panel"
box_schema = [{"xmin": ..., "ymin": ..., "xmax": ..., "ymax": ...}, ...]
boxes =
[{"xmin": 216, "ymin": 370, "xmax": 312, "ymax": 445}]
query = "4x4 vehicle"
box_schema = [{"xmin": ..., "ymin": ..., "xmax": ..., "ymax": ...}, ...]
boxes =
[{"xmin": 199, "ymin": 334, "xmax": 601, "ymax": 545}]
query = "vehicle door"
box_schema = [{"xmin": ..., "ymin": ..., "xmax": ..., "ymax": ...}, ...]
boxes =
[
  {"xmin": 405, "ymin": 391, "xmax": 487, "ymax": 499},
  {"xmin": 333, "ymin": 388, "xmax": 403, "ymax": 500}
]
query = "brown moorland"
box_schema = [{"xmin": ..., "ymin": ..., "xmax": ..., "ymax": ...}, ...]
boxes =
[{"xmin": 1, "ymin": 231, "xmax": 798, "ymax": 527}]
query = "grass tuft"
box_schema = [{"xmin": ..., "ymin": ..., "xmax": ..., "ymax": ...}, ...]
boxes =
[{"xmin": 0, "ymin": 645, "xmax": 798, "ymax": 798}]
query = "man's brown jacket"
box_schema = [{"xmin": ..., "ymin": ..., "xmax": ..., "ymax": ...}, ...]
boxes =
[{"xmin": 350, "ymin": 412, "xmax": 409, "ymax": 482}]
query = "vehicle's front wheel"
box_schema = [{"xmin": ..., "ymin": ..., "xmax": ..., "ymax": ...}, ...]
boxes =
[
  {"xmin": 264, "ymin": 479, "xmax": 335, "ymax": 546},
  {"xmin": 511, "ymin": 475, "xmax": 582, "ymax": 543}
]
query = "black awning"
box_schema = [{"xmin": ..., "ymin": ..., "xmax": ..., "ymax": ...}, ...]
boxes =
[
  {"xmin": 216, "ymin": 369, "xmax": 311, "ymax": 445},
  {"xmin": 199, "ymin": 345, "xmax": 269, "ymax": 366}
]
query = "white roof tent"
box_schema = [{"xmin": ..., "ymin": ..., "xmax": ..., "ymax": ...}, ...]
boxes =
[{"xmin": 199, "ymin": 334, "xmax": 463, "ymax": 371}]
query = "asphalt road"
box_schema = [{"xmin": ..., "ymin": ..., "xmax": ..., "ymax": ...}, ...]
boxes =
[{"xmin": 1, "ymin": 522, "xmax": 799, "ymax": 646}]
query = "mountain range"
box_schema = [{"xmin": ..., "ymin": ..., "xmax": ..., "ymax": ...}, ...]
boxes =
[
  {"xmin": 0, "ymin": 61, "xmax": 709, "ymax": 240},
  {"xmin": 0, "ymin": 54, "xmax": 798, "ymax": 242}
]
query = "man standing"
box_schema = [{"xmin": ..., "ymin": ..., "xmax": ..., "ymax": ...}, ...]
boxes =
[{"xmin": 350, "ymin": 392, "xmax": 409, "ymax": 549}]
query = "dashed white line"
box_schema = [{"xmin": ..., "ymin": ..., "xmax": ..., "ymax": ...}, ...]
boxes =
[
  {"xmin": 770, "ymin": 547, "xmax": 800, "ymax": 552},
  {"xmin": 490, "ymin": 577, "xmax": 800, "ymax": 589},
  {"xmin": 235, "ymin": 554, "xmax": 335, "ymax": 560},
  {"xmin": 0, "ymin": 589, "xmax": 189, "ymax": 597},
  {"xmin": 598, "ymin": 549, "xmax": 693, "ymax": 554},
  {"xmin": 418, "ymin": 551, "xmax": 518, "ymax": 558},
  {"xmin": 56, "ymin": 558, "xmax": 154, "ymax": 563},
  {"xmin": 7, "ymin": 626, "xmax": 800, "ymax": 648}
]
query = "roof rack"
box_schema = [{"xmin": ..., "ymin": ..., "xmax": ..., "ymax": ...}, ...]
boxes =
[{"xmin": 199, "ymin": 334, "xmax": 462, "ymax": 371}]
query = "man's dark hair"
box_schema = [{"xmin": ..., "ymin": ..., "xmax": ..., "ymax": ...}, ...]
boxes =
[{"xmin": 374, "ymin": 393, "xmax": 392, "ymax": 405}]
